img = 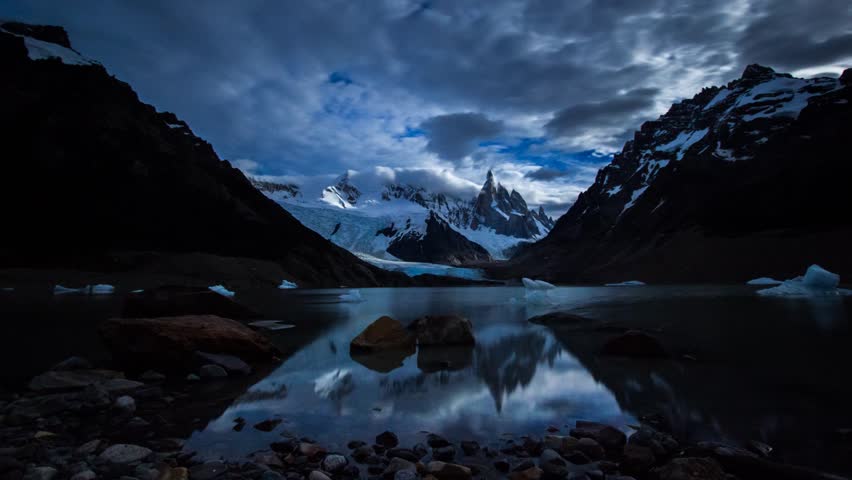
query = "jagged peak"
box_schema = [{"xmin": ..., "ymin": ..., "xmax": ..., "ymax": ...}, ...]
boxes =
[
  {"xmin": 1, "ymin": 21, "xmax": 71, "ymax": 49},
  {"xmin": 741, "ymin": 64, "xmax": 776, "ymax": 80}
]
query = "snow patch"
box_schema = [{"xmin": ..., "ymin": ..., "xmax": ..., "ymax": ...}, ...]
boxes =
[
  {"xmin": 208, "ymin": 285, "xmax": 235, "ymax": 297},
  {"xmin": 522, "ymin": 278, "xmax": 556, "ymax": 290},
  {"xmin": 657, "ymin": 128, "xmax": 708, "ymax": 160},
  {"xmin": 278, "ymin": 280, "xmax": 298, "ymax": 289},
  {"xmin": 2, "ymin": 29, "xmax": 96, "ymax": 66}
]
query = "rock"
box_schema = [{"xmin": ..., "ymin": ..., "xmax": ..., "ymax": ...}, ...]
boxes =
[
  {"xmin": 543, "ymin": 435, "xmax": 579, "ymax": 454},
  {"xmin": 121, "ymin": 286, "xmax": 261, "ymax": 319},
  {"xmin": 600, "ymin": 330, "xmax": 667, "ymax": 358},
  {"xmin": 114, "ymin": 395, "xmax": 136, "ymax": 413},
  {"xmin": 140, "ymin": 370, "xmax": 166, "ymax": 382},
  {"xmin": 427, "ymin": 433, "xmax": 451, "ymax": 448},
  {"xmin": 574, "ymin": 438, "xmax": 604, "ymax": 461},
  {"xmin": 620, "ymin": 444, "xmax": 655, "ymax": 475},
  {"xmin": 395, "ymin": 469, "xmax": 418, "ymax": 480},
  {"xmin": 70, "ymin": 471, "xmax": 97, "ymax": 480},
  {"xmin": 189, "ymin": 461, "xmax": 228, "ymax": 480},
  {"xmin": 352, "ymin": 445, "xmax": 374, "ymax": 462},
  {"xmin": 51, "ymin": 356, "xmax": 92, "ymax": 371},
  {"xmin": 628, "ymin": 426, "xmax": 679, "ymax": 456},
  {"xmin": 322, "ymin": 454, "xmax": 348, "ymax": 473},
  {"xmin": 76, "ymin": 439, "xmax": 101, "ymax": 455},
  {"xmin": 299, "ymin": 442, "xmax": 327, "ymax": 459},
  {"xmin": 199, "ymin": 364, "xmax": 228, "ymax": 379},
  {"xmin": 98, "ymin": 444, "xmax": 152, "ymax": 464},
  {"xmin": 570, "ymin": 421, "xmax": 626, "ymax": 451},
  {"xmin": 253, "ymin": 418, "xmax": 282, "ymax": 432},
  {"xmin": 527, "ymin": 312, "xmax": 592, "ymax": 326},
  {"xmin": 426, "ymin": 461, "xmax": 472, "ymax": 480},
  {"xmin": 28, "ymin": 369, "xmax": 124, "ymax": 391},
  {"xmin": 512, "ymin": 460, "xmax": 536, "ymax": 472},
  {"xmin": 413, "ymin": 443, "xmax": 429, "ymax": 459},
  {"xmin": 652, "ymin": 457, "xmax": 726, "ymax": 480},
  {"xmin": 494, "ymin": 459, "xmax": 510, "ymax": 473},
  {"xmin": 309, "ymin": 471, "xmax": 332, "ymax": 480},
  {"xmin": 196, "ymin": 351, "xmax": 252, "ymax": 375},
  {"xmin": 460, "ymin": 441, "xmax": 479, "ymax": 456},
  {"xmin": 387, "ymin": 448, "xmax": 420, "ymax": 463},
  {"xmin": 538, "ymin": 449, "xmax": 568, "ymax": 477},
  {"xmin": 186, "ymin": 373, "xmax": 200, "ymax": 382},
  {"xmin": 351, "ymin": 316, "xmax": 417, "ymax": 353},
  {"xmin": 376, "ymin": 431, "xmax": 400, "ymax": 448},
  {"xmin": 103, "ymin": 378, "xmax": 146, "ymax": 394},
  {"xmin": 383, "ymin": 457, "xmax": 416, "ymax": 479},
  {"xmin": 747, "ymin": 440, "xmax": 773, "ymax": 458},
  {"xmin": 522, "ymin": 436, "xmax": 543, "ymax": 456},
  {"xmin": 24, "ymin": 466, "xmax": 58, "ymax": 480},
  {"xmin": 409, "ymin": 315, "xmax": 475, "ymax": 346},
  {"xmin": 433, "ymin": 446, "xmax": 456, "ymax": 461},
  {"xmin": 509, "ymin": 466, "xmax": 542, "ymax": 480},
  {"xmin": 564, "ymin": 450, "xmax": 590, "ymax": 464},
  {"xmin": 99, "ymin": 315, "xmax": 279, "ymax": 372},
  {"xmin": 163, "ymin": 467, "xmax": 189, "ymax": 480},
  {"xmin": 259, "ymin": 472, "xmax": 283, "ymax": 480}
]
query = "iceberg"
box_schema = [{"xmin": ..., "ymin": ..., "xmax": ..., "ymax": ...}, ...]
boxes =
[
  {"xmin": 746, "ymin": 277, "xmax": 783, "ymax": 286},
  {"xmin": 249, "ymin": 320, "xmax": 295, "ymax": 331},
  {"xmin": 89, "ymin": 284, "xmax": 115, "ymax": 295},
  {"xmin": 757, "ymin": 264, "xmax": 850, "ymax": 297},
  {"xmin": 522, "ymin": 278, "xmax": 557, "ymax": 305},
  {"xmin": 605, "ymin": 280, "xmax": 646, "ymax": 286},
  {"xmin": 208, "ymin": 285, "xmax": 236, "ymax": 297},
  {"xmin": 53, "ymin": 284, "xmax": 114, "ymax": 295},
  {"xmin": 339, "ymin": 289, "xmax": 364, "ymax": 303},
  {"xmin": 522, "ymin": 278, "xmax": 556, "ymax": 290},
  {"xmin": 278, "ymin": 280, "xmax": 298, "ymax": 289},
  {"xmin": 54, "ymin": 284, "xmax": 87, "ymax": 295}
]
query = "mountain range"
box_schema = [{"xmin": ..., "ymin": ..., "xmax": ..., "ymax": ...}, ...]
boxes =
[
  {"xmin": 499, "ymin": 64, "xmax": 852, "ymax": 283},
  {"xmin": 251, "ymin": 170, "xmax": 554, "ymax": 265}
]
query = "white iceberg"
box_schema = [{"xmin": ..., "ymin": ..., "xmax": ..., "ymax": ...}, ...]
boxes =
[
  {"xmin": 338, "ymin": 289, "xmax": 363, "ymax": 303},
  {"xmin": 757, "ymin": 264, "xmax": 850, "ymax": 297},
  {"xmin": 605, "ymin": 280, "xmax": 646, "ymax": 286},
  {"xmin": 522, "ymin": 278, "xmax": 556, "ymax": 290},
  {"xmin": 208, "ymin": 285, "xmax": 236, "ymax": 297},
  {"xmin": 278, "ymin": 280, "xmax": 298, "ymax": 289},
  {"xmin": 746, "ymin": 277, "xmax": 783, "ymax": 286}
]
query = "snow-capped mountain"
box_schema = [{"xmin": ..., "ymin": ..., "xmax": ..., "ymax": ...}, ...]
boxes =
[
  {"xmin": 502, "ymin": 64, "xmax": 852, "ymax": 283},
  {"xmin": 252, "ymin": 170, "xmax": 554, "ymax": 265}
]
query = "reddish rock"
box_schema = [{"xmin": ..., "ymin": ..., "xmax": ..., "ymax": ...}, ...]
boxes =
[
  {"xmin": 351, "ymin": 317, "xmax": 416, "ymax": 353},
  {"xmin": 99, "ymin": 315, "xmax": 279, "ymax": 371}
]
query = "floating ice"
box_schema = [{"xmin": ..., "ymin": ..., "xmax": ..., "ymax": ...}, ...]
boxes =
[
  {"xmin": 249, "ymin": 320, "xmax": 295, "ymax": 331},
  {"xmin": 89, "ymin": 284, "xmax": 115, "ymax": 295},
  {"xmin": 338, "ymin": 289, "xmax": 364, "ymax": 303},
  {"xmin": 278, "ymin": 280, "xmax": 298, "ymax": 289},
  {"xmin": 130, "ymin": 289, "xmax": 145, "ymax": 294},
  {"xmin": 522, "ymin": 278, "xmax": 556, "ymax": 290},
  {"xmin": 746, "ymin": 277, "xmax": 783, "ymax": 286},
  {"xmin": 757, "ymin": 264, "xmax": 850, "ymax": 297},
  {"xmin": 54, "ymin": 285, "xmax": 86, "ymax": 295},
  {"xmin": 605, "ymin": 280, "xmax": 646, "ymax": 286},
  {"xmin": 208, "ymin": 285, "xmax": 235, "ymax": 297},
  {"xmin": 314, "ymin": 369, "xmax": 354, "ymax": 400}
]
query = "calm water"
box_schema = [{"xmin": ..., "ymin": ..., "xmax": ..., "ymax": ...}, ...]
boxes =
[{"xmin": 2, "ymin": 285, "xmax": 850, "ymax": 474}]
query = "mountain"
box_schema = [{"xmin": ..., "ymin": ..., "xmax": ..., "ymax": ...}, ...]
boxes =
[
  {"xmin": 251, "ymin": 170, "xmax": 554, "ymax": 265},
  {"xmin": 500, "ymin": 64, "xmax": 852, "ymax": 283},
  {"xmin": 0, "ymin": 22, "xmax": 418, "ymax": 288}
]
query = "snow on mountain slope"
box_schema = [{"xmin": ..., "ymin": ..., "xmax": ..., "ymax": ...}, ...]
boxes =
[{"xmin": 251, "ymin": 170, "xmax": 553, "ymax": 263}]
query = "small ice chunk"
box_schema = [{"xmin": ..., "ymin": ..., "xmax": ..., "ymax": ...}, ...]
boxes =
[
  {"xmin": 338, "ymin": 289, "xmax": 363, "ymax": 302},
  {"xmin": 208, "ymin": 285, "xmax": 235, "ymax": 297},
  {"xmin": 278, "ymin": 280, "xmax": 298, "ymax": 289},
  {"xmin": 746, "ymin": 277, "xmax": 783, "ymax": 286},
  {"xmin": 249, "ymin": 320, "xmax": 295, "ymax": 331},
  {"xmin": 757, "ymin": 264, "xmax": 849, "ymax": 297},
  {"xmin": 605, "ymin": 280, "xmax": 646, "ymax": 286},
  {"xmin": 522, "ymin": 278, "xmax": 556, "ymax": 290},
  {"xmin": 130, "ymin": 289, "xmax": 144, "ymax": 294},
  {"xmin": 802, "ymin": 264, "xmax": 839, "ymax": 290},
  {"xmin": 54, "ymin": 284, "xmax": 87, "ymax": 295},
  {"xmin": 89, "ymin": 284, "xmax": 114, "ymax": 295}
]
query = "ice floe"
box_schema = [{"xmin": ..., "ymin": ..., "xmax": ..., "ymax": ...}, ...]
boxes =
[
  {"xmin": 53, "ymin": 284, "xmax": 115, "ymax": 295},
  {"xmin": 208, "ymin": 285, "xmax": 236, "ymax": 297},
  {"xmin": 757, "ymin": 264, "xmax": 851, "ymax": 297},
  {"xmin": 249, "ymin": 320, "xmax": 295, "ymax": 331},
  {"xmin": 746, "ymin": 277, "xmax": 783, "ymax": 286},
  {"xmin": 605, "ymin": 280, "xmax": 646, "ymax": 286},
  {"xmin": 278, "ymin": 280, "xmax": 298, "ymax": 289},
  {"xmin": 338, "ymin": 289, "xmax": 364, "ymax": 303}
]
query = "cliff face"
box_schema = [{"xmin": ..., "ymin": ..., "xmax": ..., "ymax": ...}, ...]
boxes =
[
  {"xmin": 499, "ymin": 65, "xmax": 852, "ymax": 283},
  {"xmin": 0, "ymin": 23, "xmax": 409, "ymax": 287}
]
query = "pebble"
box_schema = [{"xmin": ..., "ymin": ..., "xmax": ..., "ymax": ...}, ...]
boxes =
[
  {"xmin": 321, "ymin": 453, "xmax": 348, "ymax": 473},
  {"xmin": 70, "ymin": 471, "xmax": 97, "ymax": 480},
  {"xmin": 98, "ymin": 444, "xmax": 152, "ymax": 464},
  {"xmin": 309, "ymin": 471, "xmax": 332, "ymax": 480},
  {"xmin": 114, "ymin": 395, "xmax": 136, "ymax": 413}
]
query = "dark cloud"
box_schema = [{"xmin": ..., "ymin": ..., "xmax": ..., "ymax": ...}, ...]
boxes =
[
  {"xmin": 524, "ymin": 167, "xmax": 571, "ymax": 181},
  {"xmin": 544, "ymin": 88, "xmax": 660, "ymax": 139},
  {"xmin": 420, "ymin": 113, "xmax": 503, "ymax": 161}
]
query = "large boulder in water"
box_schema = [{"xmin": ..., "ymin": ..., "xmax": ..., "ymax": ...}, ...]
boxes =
[
  {"xmin": 408, "ymin": 315, "xmax": 475, "ymax": 346},
  {"xmin": 99, "ymin": 315, "xmax": 279, "ymax": 371},
  {"xmin": 122, "ymin": 286, "xmax": 261, "ymax": 319},
  {"xmin": 350, "ymin": 316, "xmax": 416, "ymax": 353}
]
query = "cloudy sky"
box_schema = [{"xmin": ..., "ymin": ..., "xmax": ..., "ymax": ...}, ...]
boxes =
[{"xmin": 4, "ymin": 0, "xmax": 851, "ymax": 216}]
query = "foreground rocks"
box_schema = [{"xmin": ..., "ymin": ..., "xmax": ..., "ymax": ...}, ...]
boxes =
[
  {"xmin": 99, "ymin": 315, "xmax": 280, "ymax": 371},
  {"xmin": 408, "ymin": 315, "xmax": 476, "ymax": 346},
  {"xmin": 350, "ymin": 317, "xmax": 416, "ymax": 354}
]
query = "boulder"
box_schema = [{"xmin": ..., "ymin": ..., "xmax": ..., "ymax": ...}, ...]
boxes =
[
  {"xmin": 351, "ymin": 316, "xmax": 416, "ymax": 353},
  {"xmin": 196, "ymin": 351, "xmax": 252, "ymax": 375},
  {"xmin": 199, "ymin": 364, "xmax": 228, "ymax": 379},
  {"xmin": 376, "ymin": 431, "xmax": 400, "ymax": 448},
  {"xmin": 98, "ymin": 444, "xmax": 152, "ymax": 464},
  {"xmin": 426, "ymin": 461, "xmax": 472, "ymax": 480},
  {"xmin": 99, "ymin": 315, "xmax": 279, "ymax": 371},
  {"xmin": 28, "ymin": 369, "xmax": 124, "ymax": 392},
  {"xmin": 600, "ymin": 330, "xmax": 668, "ymax": 358},
  {"xmin": 652, "ymin": 457, "xmax": 726, "ymax": 480},
  {"xmin": 570, "ymin": 421, "xmax": 627, "ymax": 451},
  {"xmin": 620, "ymin": 444, "xmax": 655, "ymax": 476},
  {"xmin": 408, "ymin": 315, "xmax": 475, "ymax": 346},
  {"xmin": 51, "ymin": 356, "xmax": 92, "ymax": 371},
  {"xmin": 122, "ymin": 286, "xmax": 261, "ymax": 319}
]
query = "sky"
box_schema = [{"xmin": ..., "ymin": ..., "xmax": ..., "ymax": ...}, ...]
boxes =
[{"xmin": 4, "ymin": 0, "xmax": 851, "ymax": 217}]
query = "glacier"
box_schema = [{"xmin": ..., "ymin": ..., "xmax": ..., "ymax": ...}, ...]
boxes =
[{"xmin": 357, "ymin": 253, "xmax": 485, "ymax": 280}]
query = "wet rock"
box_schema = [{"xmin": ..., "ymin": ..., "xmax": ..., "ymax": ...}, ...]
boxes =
[
  {"xmin": 570, "ymin": 421, "xmax": 626, "ymax": 451},
  {"xmin": 376, "ymin": 431, "xmax": 400, "ymax": 448},
  {"xmin": 99, "ymin": 315, "xmax": 278, "ymax": 372},
  {"xmin": 190, "ymin": 461, "xmax": 228, "ymax": 480},
  {"xmin": 538, "ymin": 449, "xmax": 568, "ymax": 477},
  {"xmin": 114, "ymin": 395, "xmax": 136, "ymax": 413},
  {"xmin": 427, "ymin": 433, "xmax": 451, "ymax": 448},
  {"xmin": 352, "ymin": 445, "xmax": 375, "ymax": 462},
  {"xmin": 652, "ymin": 457, "xmax": 726, "ymax": 480},
  {"xmin": 522, "ymin": 436, "xmax": 543, "ymax": 456},
  {"xmin": 620, "ymin": 444, "xmax": 655, "ymax": 475},
  {"xmin": 199, "ymin": 364, "xmax": 228, "ymax": 379},
  {"xmin": 196, "ymin": 351, "xmax": 252, "ymax": 375},
  {"xmin": 574, "ymin": 438, "xmax": 604, "ymax": 461},
  {"xmin": 186, "ymin": 373, "xmax": 200, "ymax": 382},
  {"xmin": 383, "ymin": 457, "xmax": 416, "ymax": 479},
  {"xmin": 51, "ymin": 356, "xmax": 93, "ymax": 371},
  {"xmin": 416, "ymin": 346, "xmax": 473, "ymax": 373},
  {"xmin": 387, "ymin": 448, "xmax": 420, "ymax": 463},
  {"xmin": 309, "ymin": 471, "xmax": 332, "ymax": 480},
  {"xmin": 254, "ymin": 418, "xmax": 282, "ymax": 432},
  {"xmin": 395, "ymin": 469, "xmax": 418, "ymax": 480},
  {"xmin": 527, "ymin": 312, "xmax": 592, "ymax": 326},
  {"xmin": 628, "ymin": 426, "xmax": 678, "ymax": 456},
  {"xmin": 351, "ymin": 316, "xmax": 417, "ymax": 353},
  {"xmin": 543, "ymin": 435, "xmax": 579, "ymax": 454},
  {"xmin": 600, "ymin": 330, "xmax": 667, "ymax": 358},
  {"xmin": 460, "ymin": 441, "xmax": 479, "ymax": 456},
  {"xmin": 747, "ymin": 440, "xmax": 773, "ymax": 458},
  {"xmin": 494, "ymin": 459, "xmax": 510, "ymax": 473},
  {"xmin": 28, "ymin": 369, "xmax": 124, "ymax": 391},
  {"xmin": 233, "ymin": 417, "xmax": 246, "ymax": 432},
  {"xmin": 139, "ymin": 370, "xmax": 166, "ymax": 382},
  {"xmin": 508, "ymin": 466, "xmax": 542, "ymax": 480},
  {"xmin": 76, "ymin": 439, "xmax": 101, "ymax": 456},
  {"xmin": 70, "ymin": 471, "xmax": 97, "ymax": 480},
  {"xmin": 426, "ymin": 461, "xmax": 472, "ymax": 480},
  {"xmin": 408, "ymin": 316, "xmax": 475, "ymax": 346},
  {"xmin": 413, "ymin": 443, "xmax": 429, "ymax": 459},
  {"xmin": 98, "ymin": 444, "xmax": 152, "ymax": 464},
  {"xmin": 322, "ymin": 454, "xmax": 348, "ymax": 473},
  {"xmin": 512, "ymin": 460, "xmax": 535, "ymax": 472},
  {"xmin": 24, "ymin": 466, "xmax": 58, "ymax": 480},
  {"xmin": 563, "ymin": 450, "xmax": 590, "ymax": 464},
  {"xmin": 299, "ymin": 442, "xmax": 327, "ymax": 459},
  {"xmin": 433, "ymin": 446, "xmax": 456, "ymax": 461}
]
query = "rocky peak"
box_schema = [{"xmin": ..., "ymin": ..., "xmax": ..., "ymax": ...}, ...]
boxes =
[
  {"xmin": 334, "ymin": 172, "xmax": 361, "ymax": 204},
  {"xmin": 1, "ymin": 22, "xmax": 71, "ymax": 49},
  {"xmin": 841, "ymin": 68, "xmax": 852, "ymax": 86},
  {"xmin": 741, "ymin": 64, "xmax": 776, "ymax": 80}
]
